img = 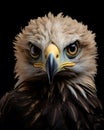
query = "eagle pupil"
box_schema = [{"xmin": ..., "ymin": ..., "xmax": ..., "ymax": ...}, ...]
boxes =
[{"xmin": 69, "ymin": 44, "xmax": 76, "ymax": 52}]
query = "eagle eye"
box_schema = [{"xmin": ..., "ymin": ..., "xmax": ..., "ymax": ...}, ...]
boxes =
[
  {"xmin": 66, "ymin": 40, "xmax": 79, "ymax": 58},
  {"xmin": 30, "ymin": 44, "xmax": 41, "ymax": 59}
]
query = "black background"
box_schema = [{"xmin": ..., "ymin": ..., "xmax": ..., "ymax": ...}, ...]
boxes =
[{"xmin": 0, "ymin": 1, "xmax": 104, "ymax": 107}]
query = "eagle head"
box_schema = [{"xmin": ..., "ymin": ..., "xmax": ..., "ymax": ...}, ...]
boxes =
[{"xmin": 14, "ymin": 13, "xmax": 97, "ymax": 87}]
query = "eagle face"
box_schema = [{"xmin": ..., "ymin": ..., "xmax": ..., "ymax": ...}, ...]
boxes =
[{"xmin": 14, "ymin": 13, "xmax": 97, "ymax": 88}]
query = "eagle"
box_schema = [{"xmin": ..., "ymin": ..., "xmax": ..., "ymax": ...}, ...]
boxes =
[{"xmin": 0, "ymin": 12, "xmax": 104, "ymax": 130}]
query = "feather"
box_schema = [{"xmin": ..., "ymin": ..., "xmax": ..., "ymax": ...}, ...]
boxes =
[
  {"xmin": 77, "ymin": 94, "xmax": 90, "ymax": 113},
  {"xmin": 67, "ymin": 84, "xmax": 78, "ymax": 99},
  {"xmin": 67, "ymin": 101, "xmax": 78, "ymax": 122},
  {"xmin": 75, "ymin": 84, "xmax": 87, "ymax": 99}
]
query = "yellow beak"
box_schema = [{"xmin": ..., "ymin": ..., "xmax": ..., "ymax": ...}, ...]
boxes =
[{"xmin": 45, "ymin": 44, "xmax": 60, "ymax": 83}]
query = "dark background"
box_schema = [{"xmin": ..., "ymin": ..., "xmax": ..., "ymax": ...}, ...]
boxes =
[{"xmin": 0, "ymin": 1, "xmax": 104, "ymax": 107}]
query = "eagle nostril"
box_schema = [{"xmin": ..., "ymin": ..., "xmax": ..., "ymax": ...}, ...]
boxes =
[{"xmin": 56, "ymin": 54, "xmax": 59, "ymax": 58}]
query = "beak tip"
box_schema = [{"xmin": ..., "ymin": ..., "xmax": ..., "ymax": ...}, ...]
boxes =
[{"xmin": 48, "ymin": 79, "xmax": 53, "ymax": 85}]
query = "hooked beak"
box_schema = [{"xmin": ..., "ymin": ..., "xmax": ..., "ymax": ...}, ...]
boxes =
[
  {"xmin": 45, "ymin": 44, "xmax": 59, "ymax": 84},
  {"xmin": 46, "ymin": 54, "xmax": 58, "ymax": 84}
]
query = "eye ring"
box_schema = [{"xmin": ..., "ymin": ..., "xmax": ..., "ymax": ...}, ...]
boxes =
[
  {"xmin": 30, "ymin": 44, "xmax": 41, "ymax": 59},
  {"xmin": 66, "ymin": 40, "xmax": 79, "ymax": 58}
]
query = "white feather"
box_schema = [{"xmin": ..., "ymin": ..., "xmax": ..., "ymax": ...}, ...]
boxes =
[
  {"xmin": 67, "ymin": 84, "xmax": 78, "ymax": 99},
  {"xmin": 75, "ymin": 84, "xmax": 87, "ymax": 99}
]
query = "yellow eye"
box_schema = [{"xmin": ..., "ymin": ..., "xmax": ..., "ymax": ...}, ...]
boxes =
[
  {"xmin": 30, "ymin": 44, "xmax": 41, "ymax": 59},
  {"xmin": 66, "ymin": 40, "xmax": 79, "ymax": 58}
]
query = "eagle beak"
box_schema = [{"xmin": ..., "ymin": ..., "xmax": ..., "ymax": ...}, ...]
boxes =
[
  {"xmin": 46, "ymin": 54, "xmax": 58, "ymax": 83},
  {"xmin": 45, "ymin": 44, "xmax": 59, "ymax": 84}
]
